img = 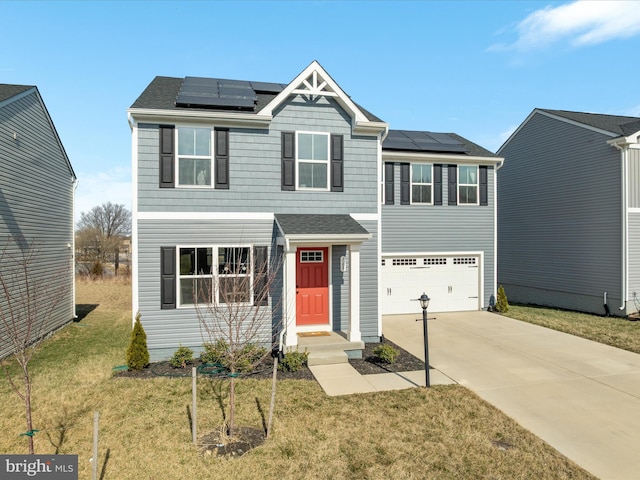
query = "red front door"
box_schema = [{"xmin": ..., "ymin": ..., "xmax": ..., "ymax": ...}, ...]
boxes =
[{"xmin": 296, "ymin": 247, "xmax": 329, "ymax": 325}]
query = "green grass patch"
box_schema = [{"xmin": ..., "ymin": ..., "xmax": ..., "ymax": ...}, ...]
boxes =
[
  {"xmin": 0, "ymin": 278, "xmax": 596, "ymax": 479},
  {"xmin": 504, "ymin": 304, "xmax": 640, "ymax": 354}
]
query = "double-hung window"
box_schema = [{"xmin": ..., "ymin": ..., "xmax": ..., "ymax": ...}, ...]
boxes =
[
  {"xmin": 297, "ymin": 132, "xmax": 329, "ymax": 190},
  {"xmin": 177, "ymin": 127, "xmax": 213, "ymax": 187},
  {"xmin": 177, "ymin": 246, "xmax": 252, "ymax": 306},
  {"xmin": 411, "ymin": 163, "xmax": 432, "ymax": 204},
  {"xmin": 458, "ymin": 165, "xmax": 478, "ymax": 205},
  {"xmin": 179, "ymin": 247, "xmax": 213, "ymax": 306}
]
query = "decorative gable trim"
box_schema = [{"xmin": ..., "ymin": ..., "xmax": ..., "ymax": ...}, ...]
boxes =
[{"xmin": 258, "ymin": 61, "xmax": 387, "ymax": 136}]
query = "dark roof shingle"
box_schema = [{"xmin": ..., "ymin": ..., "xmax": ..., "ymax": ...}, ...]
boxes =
[
  {"xmin": 0, "ymin": 84, "xmax": 34, "ymax": 104},
  {"xmin": 540, "ymin": 109, "xmax": 640, "ymax": 136}
]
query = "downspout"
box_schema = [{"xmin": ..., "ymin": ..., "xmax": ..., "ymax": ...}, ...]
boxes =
[{"xmin": 620, "ymin": 146, "xmax": 629, "ymax": 312}]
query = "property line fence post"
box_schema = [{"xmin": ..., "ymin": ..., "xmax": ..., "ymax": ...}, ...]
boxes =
[
  {"xmin": 192, "ymin": 366, "xmax": 197, "ymax": 445},
  {"xmin": 92, "ymin": 411, "xmax": 99, "ymax": 480}
]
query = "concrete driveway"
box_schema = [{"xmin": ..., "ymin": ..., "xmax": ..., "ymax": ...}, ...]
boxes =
[{"xmin": 383, "ymin": 311, "xmax": 640, "ymax": 480}]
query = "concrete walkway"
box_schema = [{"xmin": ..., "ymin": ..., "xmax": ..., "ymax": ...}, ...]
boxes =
[
  {"xmin": 309, "ymin": 363, "xmax": 454, "ymax": 396},
  {"xmin": 383, "ymin": 311, "xmax": 640, "ymax": 480}
]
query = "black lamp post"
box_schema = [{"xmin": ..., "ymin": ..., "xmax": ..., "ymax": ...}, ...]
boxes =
[{"xmin": 419, "ymin": 292, "xmax": 431, "ymax": 387}]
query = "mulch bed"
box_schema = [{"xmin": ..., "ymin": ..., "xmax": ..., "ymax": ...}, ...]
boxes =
[{"xmin": 115, "ymin": 338, "xmax": 424, "ymax": 381}]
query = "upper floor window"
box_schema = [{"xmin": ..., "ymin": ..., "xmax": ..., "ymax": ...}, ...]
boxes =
[
  {"xmin": 458, "ymin": 165, "xmax": 478, "ymax": 205},
  {"xmin": 411, "ymin": 163, "xmax": 432, "ymax": 204},
  {"xmin": 177, "ymin": 127, "xmax": 212, "ymax": 187},
  {"xmin": 296, "ymin": 132, "xmax": 329, "ymax": 190}
]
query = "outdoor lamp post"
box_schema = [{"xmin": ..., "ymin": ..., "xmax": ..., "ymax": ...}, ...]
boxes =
[{"xmin": 419, "ymin": 292, "xmax": 431, "ymax": 387}]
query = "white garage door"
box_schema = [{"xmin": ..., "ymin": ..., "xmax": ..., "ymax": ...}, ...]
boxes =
[{"xmin": 380, "ymin": 255, "xmax": 480, "ymax": 314}]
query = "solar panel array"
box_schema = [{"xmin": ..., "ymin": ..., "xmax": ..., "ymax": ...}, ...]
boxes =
[
  {"xmin": 175, "ymin": 77, "xmax": 286, "ymax": 110},
  {"xmin": 384, "ymin": 130, "xmax": 468, "ymax": 154}
]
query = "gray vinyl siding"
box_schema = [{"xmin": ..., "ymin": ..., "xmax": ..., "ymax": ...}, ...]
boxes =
[
  {"xmin": 628, "ymin": 213, "xmax": 640, "ymax": 313},
  {"xmin": 629, "ymin": 149, "xmax": 640, "ymax": 208},
  {"xmin": 138, "ymin": 218, "xmax": 276, "ymax": 361},
  {"xmin": 0, "ymin": 90, "xmax": 75, "ymax": 359},
  {"xmin": 381, "ymin": 164, "xmax": 495, "ymax": 309},
  {"xmin": 359, "ymin": 220, "xmax": 379, "ymax": 341},
  {"xmin": 497, "ymin": 112, "xmax": 623, "ymax": 315},
  {"xmin": 136, "ymin": 96, "xmax": 378, "ymax": 215}
]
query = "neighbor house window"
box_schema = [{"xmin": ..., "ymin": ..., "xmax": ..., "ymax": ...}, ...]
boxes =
[
  {"xmin": 297, "ymin": 132, "xmax": 329, "ymax": 190},
  {"xmin": 458, "ymin": 165, "xmax": 478, "ymax": 205},
  {"xmin": 411, "ymin": 163, "xmax": 432, "ymax": 204},
  {"xmin": 177, "ymin": 127, "xmax": 212, "ymax": 187}
]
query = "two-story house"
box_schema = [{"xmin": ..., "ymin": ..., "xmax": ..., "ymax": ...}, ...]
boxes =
[
  {"xmin": 128, "ymin": 62, "xmax": 502, "ymax": 361},
  {"xmin": 0, "ymin": 84, "xmax": 77, "ymax": 359},
  {"xmin": 498, "ymin": 108, "xmax": 640, "ymax": 317}
]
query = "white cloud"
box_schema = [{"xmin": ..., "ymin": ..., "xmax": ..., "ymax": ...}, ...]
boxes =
[
  {"xmin": 491, "ymin": 1, "xmax": 640, "ymax": 51},
  {"xmin": 75, "ymin": 167, "xmax": 131, "ymax": 224}
]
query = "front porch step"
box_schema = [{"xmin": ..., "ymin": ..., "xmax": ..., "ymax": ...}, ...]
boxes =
[{"xmin": 307, "ymin": 350, "xmax": 348, "ymax": 366}]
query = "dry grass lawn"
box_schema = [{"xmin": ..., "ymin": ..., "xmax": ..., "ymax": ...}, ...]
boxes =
[
  {"xmin": 504, "ymin": 304, "xmax": 640, "ymax": 354},
  {"xmin": 0, "ymin": 278, "xmax": 596, "ymax": 479}
]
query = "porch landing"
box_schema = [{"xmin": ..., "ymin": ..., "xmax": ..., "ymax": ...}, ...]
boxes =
[{"xmin": 293, "ymin": 332, "xmax": 364, "ymax": 366}]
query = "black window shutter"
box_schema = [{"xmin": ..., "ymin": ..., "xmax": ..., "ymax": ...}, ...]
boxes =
[
  {"xmin": 215, "ymin": 128, "xmax": 229, "ymax": 189},
  {"xmin": 160, "ymin": 247, "xmax": 176, "ymax": 309},
  {"xmin": 253, "ymin": 246, "xmax": 269, "ymax": 306},
  {"xmin": 400, "ymin": 163, "xmax": 410, "ymax": 205},
  {"xmin": 159, "ymin": 125, "xmax": 175, "ymax": 188},
  {"xmin": 479, "ymin": 165, "xmax": 488, "ymax": 206},
  {"xmin": 330, "ymin": 134, "xmax": 344, "ymax": 192},
  {"xmin": 384, "ymin": 162, "xmax": 394, "ymax": 205},
  {"xmin": 281, "ymin": 132, "xmax": 295, "ymax": 191},
  {"xmin": 448, "ymin": 165, "xmax": 457, "ymax": 206},
  {"xmin": 434, "ymin": 164, "xmax": 442, "ymax": 205}
]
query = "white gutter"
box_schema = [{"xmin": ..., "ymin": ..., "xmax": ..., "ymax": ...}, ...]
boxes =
[{"xmin": 127, "ymin": 108, "xmax": 273, "ymax": 129}]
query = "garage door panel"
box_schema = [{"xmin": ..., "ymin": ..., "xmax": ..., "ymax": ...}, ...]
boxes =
[{"xmin": 381, "ymin": 256, "xmax": 480, "ymax": 314}]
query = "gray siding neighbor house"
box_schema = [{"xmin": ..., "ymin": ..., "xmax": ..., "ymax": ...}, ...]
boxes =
[
  {"xmin": 497, "ymin": 108, "xmax": 640, "ymax": 316},
  {"xmin": 128, "ymin": 61, "xmax": 502, "ymax": 361},
  {"xmin": 0, "ymin": 84, "xmax": 77, "ymax": 359}
]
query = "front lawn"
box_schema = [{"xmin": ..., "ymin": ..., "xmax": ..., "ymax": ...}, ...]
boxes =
[{"xmin": 0, "ymin": 278, "xmax": 595, "ymax": 479}]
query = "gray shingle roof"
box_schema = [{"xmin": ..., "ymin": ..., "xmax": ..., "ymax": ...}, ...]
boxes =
[
  {"xmin": 540, "ymin": 109, "xmax": 640, "ymax": 136},
  {"xmin": 0, "ymin": 84, "xmax": 33, "ymax": 104},
  {"xmin": 130, "ymin": 75, "xmax": 383, "ymax": 122},
  {"xmin": 275, "ymin": 214, "xmax": 369, "ymax": 236}
]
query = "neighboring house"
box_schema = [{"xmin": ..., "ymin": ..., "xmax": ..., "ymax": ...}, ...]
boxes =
[
  {"xmin": 497, "ymin": 108, "xmax": 640, "ymax": 316},
  {"xmin": 128, "ymin": 61, "xmax": 501, "ymax": 360},
  {"xmin": 0, "ymin": 84, "xmax": 77, "ymax": 359}
]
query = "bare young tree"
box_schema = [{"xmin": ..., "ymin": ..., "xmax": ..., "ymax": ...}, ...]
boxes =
[
  {"xmin": 0, "ymin": 239, "xmax": 70, "ymax": 454},
  {"xmin": 76, "ymin": 202, "xmax": 131, "ymax": 274},
  {"xmin": 194, "ymin": 245, "xmax": 283, "ymax": 438}
]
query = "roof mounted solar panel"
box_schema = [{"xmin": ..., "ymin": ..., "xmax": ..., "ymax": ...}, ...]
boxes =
[
  {"xmin": 176, "ymin": 76, "xmax": 257, "ymax": 109},
  {"xmin": 383, "ymin": 130, "xmax": 468, "ymax": 154},
  {"xmin": 250, "ymin": 81, "xmax": 286, "ymax": 93}
]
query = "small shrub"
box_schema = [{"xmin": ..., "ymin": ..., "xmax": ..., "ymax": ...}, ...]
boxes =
[
  {"xmin": 495, "ymin": 285, "xmax": 510, "ymax": 313},
  {"xmin": 126, "ymin": 312, "xmax": 149, "ymax": 371},
  {"xmin": 201, "ymin": 340, "xmax": 268, "ymax": 373},
  {"xmin": 169, "ymin": 345, "xmax": 194, "ymax": 368},
  {"xmin": 91, "ymin": 260, "xmax": 104, "ymax": 277},
  {"xmin": 201, "ymin": 339, "xmax": 229, "ymax": 365},
  {"xmin": 373, "ymin": 344, "xmax": 399, "ymax": 364},
  {"xmin": 278, "ymin": 349, "xmax": 309, "ymax": 372}
]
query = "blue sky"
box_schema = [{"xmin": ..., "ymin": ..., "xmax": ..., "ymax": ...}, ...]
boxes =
[{"xmin": 3, "ymin": 0, "xmax": 640, "ymax": 221}]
